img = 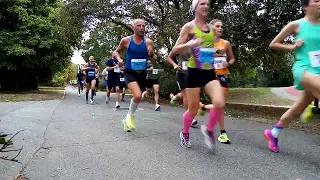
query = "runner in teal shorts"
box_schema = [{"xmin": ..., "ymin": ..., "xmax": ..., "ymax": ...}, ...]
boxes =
[{"xmin": 264, "ymin": 0, "xmax": 320, "ymax": 153}]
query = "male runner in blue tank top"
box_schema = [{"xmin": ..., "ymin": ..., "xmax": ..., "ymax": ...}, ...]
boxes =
[{"xmin": 112, "ymin": 19, "xmax": 156, "ymax": 132}]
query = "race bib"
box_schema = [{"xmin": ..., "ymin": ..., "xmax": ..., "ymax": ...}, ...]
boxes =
[
  {"xmin": 214, "ymin": 57, "xmax": 227, "ymax": 69},
  {"xmin": 182, "ymin": 61, "xmax": 188, "ymax": 70},
  {"xmin": 88, "ymin": 71, "xmax": 95, "ymax": 77},
  {"xmin": 152, "ymin": 69, "xmax": 159, "ymax": 74},
  {"xmin": 199, "ymin": 48, "xmax": 215, "ymax": 64},
  {"xmin": 114, "ymin": 67, "xmax": 120, "ymax": 73},
  {"xmin": 120, "ymin": 78, "xmax": 125, "ymax": 82},
  {"xmin": 131, "ymin": 59, "xmax": 147, "ymax": 71},
  {"xmin": 309, "ymin": 50, "xmax": 320, "ymax": 67},
  {"xmin": 104, "ymin": 76, "xmax": 108, "ymax": 80}
]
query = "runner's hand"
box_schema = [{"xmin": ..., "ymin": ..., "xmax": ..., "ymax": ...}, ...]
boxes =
[
  {"xmin": 186, "ymin": 38, "xmax": 203, "ymax": 48},
  {"xmin": 216, "ymin": 49, "xmax": 225, "ymax": 56},
  {"xmin": 292, "ymin": 40, "xmax": 304, "ymax": 51},
  {"xmin": 174, "ymin": 64, "xmax": 182, "ymax": 72},
  {"xmin": 223, "ymin": 61, "xmax": 229, "ymax": 67},
  {"xmin": 118, "ymin": 59, "xmax": 124, "ymax": 66}
]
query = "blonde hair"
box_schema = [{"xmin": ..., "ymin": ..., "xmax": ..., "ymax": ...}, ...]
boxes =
[
  {"xmin": 209, "ymin": 19, "xmax": 222, "ymax": 25},
  {"xmin": 89, "ymin": 56, "xmax": 94, "ymax": 59},
  {"xmin": 191, "ymin": 0, "xmax": 200, "ymax": 12}
]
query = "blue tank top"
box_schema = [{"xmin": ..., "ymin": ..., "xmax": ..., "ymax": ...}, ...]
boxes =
[
  {"xmin": 125, "ymin": 36, "xmax": 149, "ymax": 71},
  {"xmin": 87, "ymin": 63, "xmax": 96, "ymax": 77},
  {"xmin": 294, "ymin": 18, "xmax": 320, "ymax": 73}
]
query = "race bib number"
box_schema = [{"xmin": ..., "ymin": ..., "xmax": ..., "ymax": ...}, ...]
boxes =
[
  {"xmin": 131, "ymin": 59, "xmax": 147, "ymax": 71},
  {"xmin": 152, "ymin": 69, "xmax": 159, "ymax": 74},
  {"xmin": 199, "ymin": 48, "xmax": 215, "ymax": 64},
  {"xmin": 182, "ymin": 61, "xmax": 188, "ymax": 70},
  {"xmin": 214, "ymin": 57, "xmax": 227, "ymax": 69},
  {"xmin": 120, "ymin": 78, "xmax": 125, "ymax": 82},
  {"xmin": 114, "ymin": 67, "xmax": 120, "ymax": 73},
  {"xmin": 88, "ymin": 71, "xmax": 95, "ymax": 77},
  {"xmin": 309, "ymin": 50, "xmax": 320, "ymax": 67}
]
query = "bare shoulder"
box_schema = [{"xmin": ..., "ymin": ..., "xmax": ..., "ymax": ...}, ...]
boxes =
[
  {"xmin": 180, "ymin": 21, "xmax": 193, "ymax": 33},
  {"xmin": 286, "ymin": 20, "xmax": 300, "ymax": 33},
  {"xmin": 145, "ymin": 37, "xmax": 154, "ymax": 44},
  {"xmin": 121, "ymin": 36, "xmax": 131, "ymax": 44},
  {"xmin": 222, "ymin": 39, "xmax": 230, "ymax": 45}
]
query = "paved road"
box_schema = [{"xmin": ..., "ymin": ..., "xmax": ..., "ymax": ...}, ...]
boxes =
[{"xmin": 1, "ymin": 86, "xmax": 320, "ymax": 180}]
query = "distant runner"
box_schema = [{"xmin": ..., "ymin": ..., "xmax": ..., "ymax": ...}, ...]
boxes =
[
  {"xmin": 142, "ymin": 55, "xmax": 161, "ymax": 111},
  {"xmin": 82, "ymin": 56, "xmax": 99, "ymax": 104},
  {"xmin": 77, "ymin": 71, "xmax": 85, "ymax": 96}
]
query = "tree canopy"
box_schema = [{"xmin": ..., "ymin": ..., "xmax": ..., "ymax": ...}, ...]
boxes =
[{"xmin": 0, "ymin": 0, "xmax": 77, "ymax": 90}]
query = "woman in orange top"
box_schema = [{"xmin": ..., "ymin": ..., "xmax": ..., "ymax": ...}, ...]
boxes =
[
  {"xmin": 210, "ymin": 19, "xmax": 235, "ymax": 92},
  {"xmin": 207, "ymin": 19, "xmax": 235, "ymax": 144}
]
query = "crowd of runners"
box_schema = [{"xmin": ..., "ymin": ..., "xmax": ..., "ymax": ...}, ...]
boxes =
[{"xmin": 74, "ymin": 0, "xmax": 320, "ymax": 153}]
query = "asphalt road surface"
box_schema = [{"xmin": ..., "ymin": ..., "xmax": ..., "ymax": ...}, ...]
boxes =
[{"xmin": 1, "ymin": 86, "xmax": 320, "ymax": 180}]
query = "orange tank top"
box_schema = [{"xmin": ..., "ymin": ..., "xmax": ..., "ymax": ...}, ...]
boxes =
[{"xmin": 214, "ymin": 39, "xmax": 230, "ymax": 75}]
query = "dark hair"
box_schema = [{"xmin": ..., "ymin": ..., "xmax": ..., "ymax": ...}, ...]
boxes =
[{"xmin": 301, "ymin": 0, "xmax": 309, "ymax": 6}]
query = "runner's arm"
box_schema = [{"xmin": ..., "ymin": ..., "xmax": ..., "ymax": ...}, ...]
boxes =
[
  {"xmin": 146, "ymin": 60, "xmax": 153, "ymax": 71},
  {"xmin": 106, "ymin": 60, "xmax": 116, "ymax": 71},
  {"xmin": 112, "ymin": 38, "xmax": 127, "ymax": 64},
  {"xmin": 101, "ymin": 69, "xmax": 107, "ymax": 76},
  {"xmin": 146, "ymin": 39, "xmax": 156, "ymax": 63},
  {"xmin": 225, "ymin": 41, "xmax": 235, "ymax": 65},
  {"xmin": 269, "ymin": 21, "xmax": 299, "ymax": 51},
  {"xmin": 167, "ymin": 55, "xmax": 178, "ymax": 67},
  {"xmin": 81, "ymin": 64, "xmax": 88, "ymax": 71},
  {"xmin": 169, "ymin": 24, "xmax": 191, "ymax": 57}
]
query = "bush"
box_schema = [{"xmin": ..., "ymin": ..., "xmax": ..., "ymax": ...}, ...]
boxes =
[{"xmin": 158, "ymin": 71, "xmax": 179, "ymax": 98}]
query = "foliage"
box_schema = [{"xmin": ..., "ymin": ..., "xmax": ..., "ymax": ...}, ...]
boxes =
[
  {"xmin": 82, "ymin": 22, "xmax": 131, "ymax": 67},
  {"xmin": 62, "ymin": 0, "xmax": 304, "ymax": 97},
  {"xmin": 0, "ymin": 0, "xmax": 76, "ymax": 90},
  {"xmin": 46, "ymin": 63, "xmax": 77, "ymax": 87}
]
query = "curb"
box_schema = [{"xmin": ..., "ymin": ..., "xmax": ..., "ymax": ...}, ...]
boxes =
[
  {"xmin": 226, "ymin": 102, "xmax": 290, "ymax": 117},
  {"xmin": 62, "ymin": 88, "xmax": 66, "ymax": 100}
]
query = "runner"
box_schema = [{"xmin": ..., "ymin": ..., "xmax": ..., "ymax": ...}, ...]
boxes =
[
  {"xmin": 105, "ymin": 58, "xmax": 121, "ymax": 108},
  {"xmin": 209, "ymin": 18, "xmax": 236, "ymax": 144},
  {"xmin": 94, "ymin": 66, "xmax": 101, "ymax": 96},
  {"xmin": 112, "ymin": 18, "xmax": 155, "ymax": 132},
  {"xmin": 82, "ymin": 56, "xmax": 99, "ymax": 104},
  {"xmin": 101, "ymin": 67, "xmax": 109, "ymax": 100},
  {"xmin": 119, "ymin": 67, "xmax": 127, "ymax": 102},
  {"xmin": 265, "ymin": 0, "xmax": 320, "ymax": 153},
  {"xmin": 169, "ymin": 0, "xmax": 225, "ymax": 149},
  {"xmin": 142, "ymin": 55, "xmax": 161, "ymax": 111},
  {"xmin": 168, "ymin": 51, "xmax": 198, "ymax": 126},
  {"xmin": 76, "ymin": 71, "xmax": 85, "ymax": 96}
]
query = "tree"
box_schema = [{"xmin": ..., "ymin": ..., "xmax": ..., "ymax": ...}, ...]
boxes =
[
  {"xmin": 63, "ymin": 0, "xmax": 303, "ymax": 89},
  {"xmin": 0, "ymin": 0, "xmax": 76, "ymax": 90},
  {"xmin": 82, "ymin": 22, "xmax": 131, "ymax": 67}
]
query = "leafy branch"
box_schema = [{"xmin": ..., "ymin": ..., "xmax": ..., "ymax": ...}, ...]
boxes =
[{"xmin": 0, "ymin": 130, "xmax": 24, "ymax": 163}]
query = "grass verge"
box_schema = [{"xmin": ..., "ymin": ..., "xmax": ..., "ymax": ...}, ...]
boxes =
[
  {"xmin": 0, "ymin": 90, "xmax": 64, "ymax": 102},
  {"xmin": 226, "ymin": 88, "xmax": 294, "ymax": 106},
  {"xmin": 39, "ymin": 86, "xmax": 65, "ymax": 91}
]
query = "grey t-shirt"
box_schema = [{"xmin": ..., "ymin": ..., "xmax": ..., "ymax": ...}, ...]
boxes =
[
  {"xmin": 146, "ymin": 59, "xmax": 158, "ymax": 80},
  {"xmin": 177, "ymin": 50, "xmax": 190, "ymax": 74}
]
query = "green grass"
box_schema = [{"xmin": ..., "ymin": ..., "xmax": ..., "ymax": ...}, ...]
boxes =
[
  {"xmin": 39, "ymin": 86, "xmax": 65, "ymax": 91},
  {"xmin": 0, "ymin": 91, "xmax": 63, "ymax": 102},
  {"xmin": 226, "ymin": 88, "xmax": 294, "ymax": 106}
]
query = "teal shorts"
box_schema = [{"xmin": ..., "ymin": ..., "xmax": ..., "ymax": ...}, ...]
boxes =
[{"xmin": 292, "ymin": 64, "xmax": 320, "ymax": 90}]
